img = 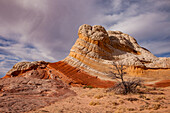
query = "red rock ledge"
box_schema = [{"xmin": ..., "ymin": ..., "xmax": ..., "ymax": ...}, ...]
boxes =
[{"xmin": 48, "ymin": 61, "xmax": 115, "ymax": 88}]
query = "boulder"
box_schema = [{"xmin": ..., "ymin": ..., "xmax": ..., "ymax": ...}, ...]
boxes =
[{"xmin": 5, "ymin": 61, "xmax": 49, "ymax": 77}]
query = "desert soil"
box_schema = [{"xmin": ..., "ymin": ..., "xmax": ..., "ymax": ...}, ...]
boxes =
[
  {"xmin": 28, "ymin": 86, "xmax": 170, "ymax": 113},
  {"xmin": 0, "ymin": 77, "xmax": 76, "ymax": 113}
]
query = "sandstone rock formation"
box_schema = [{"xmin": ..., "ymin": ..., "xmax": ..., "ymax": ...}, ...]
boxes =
[
  {"xmin": 64, "ymin": 24, "xmax": 170, "ymax": 80},
  {"xmin": 0, "ymin": 77, "xmax": 75, "ymax": 113},
  {"xmin": 1, "ymin": 24, "xmax": 170, "ymax": 113},
  {"xmin": 3, "ymin": 24, "xmax": 170, "ymax": 87},
  {"xmin": 5, "ymin": 61, "xmax": 49, "ymax": 78},
  {"xmin": 4, "ymin": 60, "xmax": 115, "ymax": 88}
]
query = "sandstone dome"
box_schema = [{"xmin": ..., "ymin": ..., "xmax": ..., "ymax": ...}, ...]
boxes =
[{"xmin": 3, "ymin": 24, "xmax": 170, "ymax": 87}]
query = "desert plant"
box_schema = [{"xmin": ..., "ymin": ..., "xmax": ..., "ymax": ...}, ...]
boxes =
[
  {"xmin": 83, "ymin": 85, "xmax": 94, "ymax": 89},
  {"xmin": 108, "ymin": 62, "xmax": 142, "ymax": 94}
]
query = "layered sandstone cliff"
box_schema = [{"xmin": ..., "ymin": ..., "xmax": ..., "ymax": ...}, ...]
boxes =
[
  {"xmin": 4, "ymin": 60, "xmax": 115, "ymax": 88},
  {"xmin": 63, "ymin": 24, "xmax": 170, "ymax": 80},
  {"xmin": 3, "ymin": 24, "xmax": 170, "ymax": 87}
]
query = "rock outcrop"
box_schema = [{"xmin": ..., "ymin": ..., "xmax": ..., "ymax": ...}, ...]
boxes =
[
  {"xmin": 4, "ymin": 60, "xmax": 115, "ymax": 88},
  {"xmin": 3, "ymin": 24, "xmax": 170, "ymax": 87},
  {"xmin": 64, "ymin": 24, "xmax": 170, "ymax": 80},
  {"xmin": 1, "ymin": 24, "xmax": 170, "ymax": 113},
  {"xmin": 0, "ymin": 77, "xmax": 75, "ymax": 113},
  {"xmin": 5, "ymin": 61, "xmax": 49, "ymax": 78}
]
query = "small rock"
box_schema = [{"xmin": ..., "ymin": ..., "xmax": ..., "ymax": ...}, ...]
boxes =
[
  {"xmin": 126, "ymin": 97, "xmax": 138, "ymax": 102},
  {"xmin": 94, "ymin": 94, "xmax": 104, "ymax": 99},
  {"xmin": 152, "ymin": 104, "xmax": 161, "ymax": 110},
  {"xmin": 40, "ymin": 110, "xmax": 50, "ymax": 112},
  {"xmin": 89, "ymin": 101, "xmax": 100, "ymax": 106},
  {"xmin": 0, "ymin": 93, "xmax": 6, "ymax": 97},
  {"xmin": 112, "ymin": 102, "xmax": 119, "ymax": 106},
  {"xmin": 127, "ymin": 108, "xmax": 135, "ymax": 111}
]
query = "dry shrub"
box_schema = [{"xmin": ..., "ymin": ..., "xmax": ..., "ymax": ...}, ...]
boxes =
[
  {"xmin": 94, "ymin": 94, "xmax": 104, "ymax": 99},
  {"xmin": 107, "ymin": 78, "xmax": 142, "ymax": 94}
]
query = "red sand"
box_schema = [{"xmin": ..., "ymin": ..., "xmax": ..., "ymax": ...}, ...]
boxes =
[
  {"xmin": 48, "ymin": 61, "xmax": 115, "ymax": 88},
  {"xmin": 146, "ymin": 80, "xmax": 170, "ymax": 87}
]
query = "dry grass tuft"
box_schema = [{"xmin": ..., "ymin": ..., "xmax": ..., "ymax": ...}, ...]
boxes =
[{"xmin": 89, "ymin": 101, "xmax": 101, "ymax": 106}]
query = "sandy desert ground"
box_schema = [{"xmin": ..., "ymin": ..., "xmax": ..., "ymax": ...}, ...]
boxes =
[{"xmin": 28, "ymin": 85, "xmax": 170, "ymax": 113}]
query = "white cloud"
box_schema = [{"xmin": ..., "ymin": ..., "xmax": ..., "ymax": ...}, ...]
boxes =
[
  {"xmin": 0, "ymin": 42, "xmax": 56, "ymax": 77},
  {"xmin": 0, "ymin": 0, "xmax": 98, "ymax": 59},
  {"xmin": 0, "ymin": 43, "xmax": 56, "ymax": 61},
  {"xmin": 0, "ymin": 0, "xmax": 170, "ymax": 77},
  {"xmin": 111, "ymin": 0, "xmax": 122, "ymax": 12},
  {"xmin": 141, "ymin": 40, "xmax": 170, "ymax": 55},
  {"xmin": 0, "ymin": 0, "xmax": 99, "ymax": 77},
  {"xmin": 0, "ymin": 57, "xmax": 19, "ymax": 77},
  {"xmin": 109, "ymin": 12, "xmax": 170, "ymax": 40},
  {"xmin": 93, "ymin": 0, "xmax": 170, "ymax": 57}
]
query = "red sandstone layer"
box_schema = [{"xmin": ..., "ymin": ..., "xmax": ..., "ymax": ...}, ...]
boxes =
[
  {"xmin": 146, "ymin": 80, "xmax": 170, "ymax": 88},
  {"xmin": 2, "ymin": 61, "xmax": 115, "ymax": 88},
  {"xmin": 48, "ymin": 61, "xmax": 115, "ymax": 88}
]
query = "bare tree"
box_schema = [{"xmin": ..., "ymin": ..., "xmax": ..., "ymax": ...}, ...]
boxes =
[{"xmin": 108, "ymin": 62, "xmax": 141, "ymax": 94}]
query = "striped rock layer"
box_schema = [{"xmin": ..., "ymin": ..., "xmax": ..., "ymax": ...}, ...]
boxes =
[
  {"xmin": 63, "ymin": 24, "xmax": 170, "ymax": 80},
  {"xmin": 3, "ymin": 24, "xmax": 170, "ymax": 87},
  {"xmin": 3, "ymin": 61, "xmax": 115, "ymax": 88}
]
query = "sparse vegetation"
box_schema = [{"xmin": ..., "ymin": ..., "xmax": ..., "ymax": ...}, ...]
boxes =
[
  {"xmin": 152, "ymin": 104, "xmax": 161, "ymax": 110},
  {"xmin": 94, "ymin": 94, "xmax": 104, "ymax": 99},
  {"xmin": 89, "ymin": 101, "xmax": 100, "ymax": 106},
  {"xmin": 83, "ymin": 85, "xmax": 94, "ymax": 89},
  {"xmin": 108, "ymin": 62, "xmax": 142, "ymax": 94}
]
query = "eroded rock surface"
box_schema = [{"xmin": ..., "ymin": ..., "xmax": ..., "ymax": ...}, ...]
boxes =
[
  {"xmin": 0, "ymin": 77, "xmax": 75, "ymax": 113},
  {"xmin": 1, "ymin": 24, "xmax": 170, "ymax": 113},
  {"xmin": 64, "ymin": 24, "xmax": 170, "ymax": 80},
  {"xmin": 3, "ymin": 24, "xmax": 170, "ymax": 87},
  {"xmin": 5, "ymin": 61, "xmax": 49, "ymax": 78}
]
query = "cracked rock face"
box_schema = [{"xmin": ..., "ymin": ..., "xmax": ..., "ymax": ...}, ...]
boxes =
[
  {"xmin": 6, "ymin": 61, "xmax": 49, "ymax": 77},
  {"xmin": 64, "ymin": 24, "xmax": 170, "ymax": 80},
  {"xmin": 78, "ymin": 24, "xmax": 109, "ymax": 41},
  {"xmin": 2, "ymin": 24, "xmax": 170, "ymax": 85},
  {"xmin": 0, "ymin": 77, "xmax": 75, "ymax": 113}
]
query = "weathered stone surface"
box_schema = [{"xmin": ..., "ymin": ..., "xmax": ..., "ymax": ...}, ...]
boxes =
[
  {"xmin": 5, "ymin": 61, "xmax": 49, "ymax": 78},
  {"xmin": 64, "ymin": 24, "xmax": 170, "ymax": 80},
  {"xmin": 78, "ymin": 24, "xmax": 109, "ymax": 41},
  {"xmin": 1, "ymin": 24, "xmax": 170, "ymax": 113},
  {"xmin": 48, "ymin": 61, "xmax": 115, "ymax": 88},
  {"xmin": 2, "ymin": 24, "xmax": 170, "ymax": 87},
  {"xmin": 23, "ymin": 69, "xmax": 48, "ymax": 79},
  {"xmin": 0, "ymin": 77, "xmax": 75, "ymax": 113}
]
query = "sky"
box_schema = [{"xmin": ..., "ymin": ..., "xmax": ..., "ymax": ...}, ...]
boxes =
[{"xmin": 0, "ymin": 0, "xmax": 170, "ymax": 77}]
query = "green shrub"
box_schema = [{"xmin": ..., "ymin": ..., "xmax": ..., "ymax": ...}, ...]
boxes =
[{"xmin": 83, "ymin": 85, "xmax": 94, "ymax": 89}]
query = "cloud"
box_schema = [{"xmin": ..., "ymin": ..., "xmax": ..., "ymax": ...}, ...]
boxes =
[
  {"xmin": 0, "ymin": 0, "xmax": 99, "ymax": 77},
  {"xmin": 0, "ymin": 0, "xmax": 170, "ymax": 77},
  {"xmin": 0, "ymin": 0, "xmax": 99, "ymax": 59},
  {"xmin": 0, "ymin": 35, "xmax": 57, "ymax": 77},
  {"xmin": 141, "ymin": 38, "xmax": 170, "ymax": 55},
  {"xmin": 94, "ymin": 0, "xmax": 170, "ymax": 56},
  {"xmin": 109, "ymin": 12, "xmax": 170, "ymax": 40}
]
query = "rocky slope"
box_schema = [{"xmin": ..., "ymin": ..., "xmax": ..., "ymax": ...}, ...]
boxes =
[
  {"xmin": 3, "ymin": 24, "xmax": 170, "ymax": 86},
  {"xmin": 1, "ymin": 24, "xmax": 170, "ymax": 113},
  {"xmin": 0, "ymin": 77, "xmax": 75, "ymax": 113},
  {"xmin": 4, "ymin": 60, "xmax": 115, "ymax": 88}
]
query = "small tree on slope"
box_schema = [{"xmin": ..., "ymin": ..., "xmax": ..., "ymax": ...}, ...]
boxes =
[{"xmin": 108, "ymin": 62, "xmax": 142, "ymax": 94}]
